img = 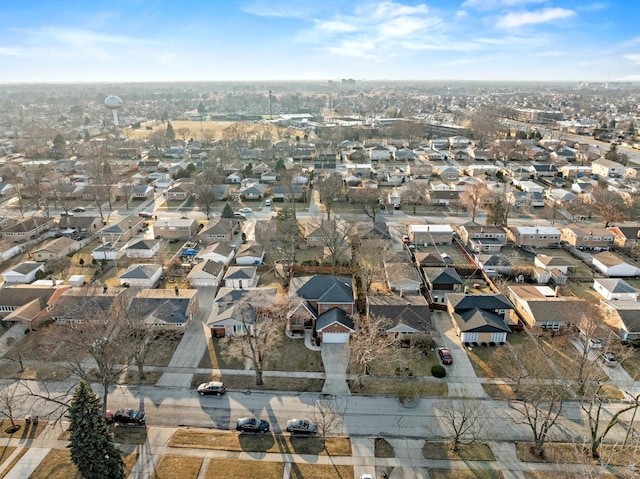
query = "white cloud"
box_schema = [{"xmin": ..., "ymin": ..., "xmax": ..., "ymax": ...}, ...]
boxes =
[
  {"xmin": 496, "ymin": 7, "xmax": 575, "ymax": 28},
  {"xmin": 624, "ymin": 53, "xmax": 640, "ymax": 64},
  {"xmin": 462, "ymin": 0, "xmax": 547, "ymax": 10}
]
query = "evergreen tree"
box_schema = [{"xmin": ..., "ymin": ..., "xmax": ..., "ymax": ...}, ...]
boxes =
[
  {"xmin": 197, "ymin": 102, "xmax": 207, "ymax": 114},
  {"xmin": 53, "ymin": 133, "xmax": 66, "ymax": 148},
  {"xmin": 221, "ymin": 202, "xmax": 235, "ymax": 218},
  {"xmin": 166, "ymin": 121, "xmax": 175, "ymax": 141},
  {"xmin": 68, "ymin": 381, "xmax": 124, "ymax": 479}
]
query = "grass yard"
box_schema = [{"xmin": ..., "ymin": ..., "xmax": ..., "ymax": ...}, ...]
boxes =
[
  {"xmin": 121, "ymin": 370, "xmax": 163, "ymax": 386},
  {"xmin": 516, "ymin": 442, "xmax": 640, "ymax": 467},
  {"xmin": 168, "ymin": 429, "xmax": 352, "ymax": 456},
  {"xmin": 0, "ymin": 419, "xmax": 47, "ymax": 440},
  {"xmin": 422, "ymin": 442, "xmax": 496, "ymax": 461},
  {"xmin": 29, "ymin": 448, "xmax": 137, "ymax": 479},
  {"xmin": 0, "ymin": 362, "xmax": 71, "ymax": 381},
  {"xmin": 264, "ymin": 337, "xmax": 324, "ymax": 372},
  {"xmin": 0, "ymin": 446, "xmax": 26, "ymax": 479},
  {"xmin": 151, "ymin": 455, "xmax": 202, "ymax": 479},
  {"xmin": 289, "ymin": 464, "xmax": 353, "ymax": 479},
  {"xmin": 203, "ymin": 458, "xmax": 284, "ymax": 479},
  {"xmin": 113, "ymin": 425, "xmax": 149, "ymax": 445},
  {"xmin": 192, "ymin": 373, "xmax": 325, "ymax": 392},
  {"xmin": 348, "ymin": 344, "xmax": 438, "ymax": 377},
  {"xmin": 349, "ymin": 378, "xmax": 447, "ymax": 396},
  {"xmin": 143, "ymin": 330, "xmax": 184, "ymax": 367},
  {"xmin": 199, "ymin": 338, "xmax": 245, "ymax": 370},
  {"xmin": 427, "ymin": 468, "xmax": 504, "ymax": 479}
]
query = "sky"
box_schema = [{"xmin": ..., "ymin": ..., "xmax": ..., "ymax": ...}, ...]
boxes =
[{"xmin": 1, "ymin": 0, "xmax": 638, "ymax": 83}]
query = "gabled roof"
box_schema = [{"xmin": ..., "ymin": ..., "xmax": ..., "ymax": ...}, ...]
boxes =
[
  {"xmin": 6, "ymin": 261, "xmax": 44, "ymax": 275},
  {"xmin": 127, "ymin": 240, "xmax": 158, "ymax": 250},
  {"xmin": 224, "ymin": 265, "xmax": 257, "ymax": 280},
  {"xmin": 293, "ymin": 276, "xmax": 354, "ymax": 304},
  {"xmin": 0, "ymin": 285, "xmax": 60, "ymax": 307},
  {"xmin": 422, "ymin": 267, "xmax": 462, "ymax": 286},
  {"xmin": 316, "ymin": 307, "xmax": 355, "ymax": 331},
  {"xmin": 594, "ymin": 278, "xmax": 638, "ymax": 294},
  {"xmin": 447, "ymin": 293, "xmax": 513, "ymax": 312},
  {"xmin": 453, "ymin": 308, "xmax": 511, "ymax": 333},
  {"xmin": 414, "ymin": 252, "xmax": 446, "ymax": 267},
  {"xmin": 130, "ymin": 289, "xmax": 197, "ymax": 325},
  {"xmin": 188, "ymin": 259, "xmax": 224, "ymax": 278},
  {"xmin": 367, "ymin": 294, "xmax": 433, "ymax": 332},
  {"xmin": 120, "ymin": 264, "xmax": 162, "ymax": 280}
]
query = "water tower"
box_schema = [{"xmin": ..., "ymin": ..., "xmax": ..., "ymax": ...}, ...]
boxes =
[{"xmin": 104, "ymin": 95, "xmax": 123, "ymax": 138}]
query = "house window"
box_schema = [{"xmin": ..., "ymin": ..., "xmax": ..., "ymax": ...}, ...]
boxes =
[
  {"xmin": 529, "ymin": 235, "xmax": 535, "ymax": 239},
  {"xmin": 540, "ymin": 321, "xmax": 560, "ymax": 331},
  {"xmin": 583, "ymin": 236, "xmax": 589, "ymax": 241},
  {"xmin": 593, "ymin": 237, "xmax": 601, "ymax": 241},
  {"xmin": 604, "ymin": 237, "xmax": 612, "ymax": 241},
  {"xmin": 539, "ymin": 235, "xmax": 547, "ymax": 240}
]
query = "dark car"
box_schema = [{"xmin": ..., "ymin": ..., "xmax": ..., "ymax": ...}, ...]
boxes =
[
  {"xmin": 438, "ymin": 347, "xmax": 453, "ymax": 365},
  {"xmin": 108, "ymin": 409, "xmax": 146, "ymax": 426},
  {"xmin": 286, "ymin": 418, "xmax": 318, "ymax": 435},
  {"xmin": 138, "ymin": 212, "xmax": 153, "ymax": 218},
  {"xmin": 197, "ymin": 381, "xmax": 226, "ymax": 396},
  {"xmin": 601, "ymin": 352, "xmax": 618, "ymax": 368},
  {"xmin": 72, "ymin": 207, "xmax": 86, "ymax": 212},
  {"xmin": 235, "ymin": 417, "xmax": 270, "ymax": 433}
]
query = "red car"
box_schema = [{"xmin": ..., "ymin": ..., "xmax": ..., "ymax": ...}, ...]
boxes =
[{"xmin": 438, "ymin": 347, "xmax": 453, "ymax": 365}]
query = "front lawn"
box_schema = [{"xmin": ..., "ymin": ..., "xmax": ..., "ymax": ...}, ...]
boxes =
[
  {"xmin": 203, "ymin": 459, "xmax": 283, "ymax": 479},
  {"xmin": 151, "ymin": 455, "xmax": 202, "ymax": 479},
  {"xmin": 191, "ymin": 373, "xmax": 324, "ymax": 393},
  {"xmin": 422, "ymin": 441, "xmax": 496, "ymax": 461}
]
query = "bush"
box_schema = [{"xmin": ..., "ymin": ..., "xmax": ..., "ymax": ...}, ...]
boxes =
[{"xmin": 431, "ymin": 365, "xmax": 446, "ymax": 378}]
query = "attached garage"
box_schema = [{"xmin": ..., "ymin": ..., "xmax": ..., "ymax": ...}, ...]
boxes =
[
  {"xmin": 316, "ymin": 308, "xmax": 355, "ymax": 344},
  {"xmin": 321, "ymin": 331, "xmax": 350, "ymax": 344}
]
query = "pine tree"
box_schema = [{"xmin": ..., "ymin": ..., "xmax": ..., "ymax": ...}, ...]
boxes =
[
  {"xmin": 221, "ymin": 202, "xmax": 235, "ymax": 218},
  {"xmin": 68, "ymin": 381, "xmax": 124, "ymax": 479},
  {"xmin": 166, "ymin": 121, "xmax": 175, "ymax": 141}
]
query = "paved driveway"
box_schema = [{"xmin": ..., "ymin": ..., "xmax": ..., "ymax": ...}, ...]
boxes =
[{"xmin": 321, "ymin": 343, "xmax": 351, "ymax": 395}]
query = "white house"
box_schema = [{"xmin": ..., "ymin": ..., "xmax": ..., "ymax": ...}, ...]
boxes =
[
  {"xmin": 119, "ymin": 263, "xmax": 163, "ymax": 288},
  {"xmin": 125, "ymin": 240, "xmax": 161, "ymax": 259},
  {"xmin": 534, "ymin": 255, "xmax": 575, "ymax": 275},
  {"xmin": 91, "ymin": 242, "xmax": 125, "ymax": 261},
  {"xmin": 1, "ymin": 262, "xmax": 45, "ymax": 284},
  {"xmin": 197, "ymin": 242, "xmax": 236, "ymax": 265},
  {"xmin": 223, "ymin": 266, "xmax": 258, "ymax": 289},
  {"xmin": 592, "ymin": 252, "xmax": 640, "ymax": 277},
  {"xmin": 235, "ymin": 243, "xmax": 265, "ymax": 265},
  {"xmin": 593, "ymin": 278, "xmax": 639, "ymax": 301},
  {"xmin": 187, "ymin": 259, "xmax": 225, "ymax": 287}
]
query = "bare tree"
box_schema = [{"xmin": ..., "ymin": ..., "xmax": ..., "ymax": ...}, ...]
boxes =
[
  {"xmin": 118, "ymin": 181, "xmax": 137, "ymax": 211},
  {"xmin": 194, "ymin": 170, "xmax": 219, "ymax": 219},
  {"xmin": 20, "ymin": 380, "xmax": 76, "ymax": 425},
  {"xmin": 435, "ymin": 399, "xmax": 488, "ymax": 451},
  {"xmin": 310, "ymin": 398, "xmax": 344, "ymax": 444},
  {"xmin": 0, "ymin": 383, "xmax": 21, "ymax": 432},
  {"xmin": 586, "ymin": 185, "xmax": 634, "ymax": 227},
  {"xmin": 400, "ymin": 180, "xmax": 428, "ymax": 214},
  {"xmin": 349, "ymin": 314, "xmax": 399, "ymax": 388},
  {"xmin": 316, "ymin": 175, "xmax": 344, "ymax": 220},
  {"xmin": 486, "ymin": 187, "xmax": 513, "ymax": 227},
  {"xmin": 317, "ymin": 217, "xmax": 353, "ymax": 274},
  {"xmin": 354, "ymin": 238, "xmax": 387, "ymax": 294},
  {"xmin": 262, "ymin": 205, "xmax": 301, "ymax": 284},
  {"xmin": 459, "ymin": 183, "xmax": 490, "ymax": 223},
  {"xmin": 219, "ymin": 292, "xmax": 291, "ymax": 386},
  {"xmin": 175, "ymin": 127, "xmax": 192, "ymax": 142},
  {"xmin": 351, "ymin": 187, "xmax": 381, "ymax": 222},
  {"xmin": 581, "ymin": 386, "xmax": 640, "ymax": 459},
  {"xmin": 509, "ymin": 381, "xmax": 566, "ymax": 457}
]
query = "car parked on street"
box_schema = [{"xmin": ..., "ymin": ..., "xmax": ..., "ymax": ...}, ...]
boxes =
[
  {"xmin": 286, "ymin": 418, "xmax": 318, "ymax": 435},
  {"xmin": 235, "ymin": 417, "xmax": 270, "ymax": 433},
  {"xmin": 197, "ymin": 381, "xmax": 226, "ymax": 396},
  {"xmin": 107, "ymin": 409, "xmax": 146, "ymax": 426},
  {"xmin": 601, "ymin": 352, "xmax": 618, "ymax": 368},
  {"xmin": 438, "ymin": 347, "xmax": 453, "ymax": 365},
  {"xmin": 233, "ymin": 212, "xmax": 246, "ymax": 219},
  {"xmin": 72, "ymin": 207, "xmax": 86, "ymax": 212},
  {"xmin": 238, "ymin": 207, "xmax": 252, "ymax": 213}
]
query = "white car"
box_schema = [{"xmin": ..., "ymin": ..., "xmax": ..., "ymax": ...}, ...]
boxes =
[
  {"xmin": 239, "ymin": 207, "xmax": 252, "ymax": 213},
  {"xmin": 264, "ymin": 199, "xmax": 272, "ymax": 206},
  {"xmin": 233, "ymin": 212, "xmax": 246, "ymax": 219}
]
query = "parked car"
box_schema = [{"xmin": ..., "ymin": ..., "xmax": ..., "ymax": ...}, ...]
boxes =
[
  {"xmin": 438, "ymin": 347, "xmax": 453, "ymax": 365},
  {"xmin": 107, "ymin": 409, "xmax": 146, "ymax": 426},
  {"xmin": 60, "ymin": 212, "xmax": 74, "ymax": 217},
  {"xmin": 286, "ymin": 418, "xmax": 318, "ymax": 435},
  {"xmin": 197, "ymin": 381, "xmax": 226, "ymax": 396},
  {"xmin": 264, "ymin": 199, "xmax": 272, "ymax": 206},
  {"xmin": 238, "ymin": 207, "xmax": 252, "ymax": 213},
  {"xmin": 360, "ymin": 475, "xmax": 374, "ymax": 479},
  {"xmin": 233, "ymin": 212, "xmax": 246, "ymax": 219},
  {"xmin": 402, "ymin": 235, "xmax": 410, "ymax": 244},
  {"xmin": 235, "ymin": 417, "xmax": 270, "ymax": 433},
  {"xmin": 138, "ymin": 211, "xmax": 154, "ymax": 218},
  {"xmin": 72, "ymin": 207, "xmax": 86, "ymax": 212},
  {"xmin": 601, "ymin": 352, "xmax": 618, "ymax": 368},
  {"xmin": 580, "ymin": 331, "xmax": 603, "ymax": 350}
]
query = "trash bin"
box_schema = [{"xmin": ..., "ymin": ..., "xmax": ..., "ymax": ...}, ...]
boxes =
[
  {"xmin": 32, "ymin": 416, "xmax": 38, "ymax": 425},
  {"xmin": 25, "ymin": 415, "xmax": 32, "ymax": 425}
]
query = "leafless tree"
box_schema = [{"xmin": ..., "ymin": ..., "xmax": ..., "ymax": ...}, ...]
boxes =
[
  {"xmin": 175, "ymin": 127, "xmax": 192, "ymax": 142},
  {"xmin": 262, "ymin": 205, "xmax": 301, "ymax": 283},
  {"xmin": 219, "ymin": 292, "xmax": 292, "ymax": 386},
  {"xmin": 400, "ymin": 180, "xmax": 428, "ymax": 214},
  {"xmin": 0, "ymin": 383, "xmax": 21, "ymax": 431},
  {"xmin": 485, "ymin": 187, "xmax": 513, "ymax": 227},
  {"xmin": 586, "ymin": 185, "xmax": 634, "ymax": 227},
  {"xmin": 20, "ymin": 380, "xmax": 76, "ymax": 425},
  {"xmin": 509, "ymin": 381, "xmax": 566, "ymax": 457},
  {"xmin": 435, "ymin": 399, "xmax": 488, "ymax": 451},
  {"xmin": 351, "ymin": 187, "xmax": 381, "ymax": 222},
  {"xmin": 118, "ymin": 181, "xmax": 137, "ymax": 210},
  {"xmin": 353, "ymin": 238, "xmax": 387, "ymax": 294},
  {"xmin": 194, "ymin": 171, "xmax": 218, "ymax": 219},
  {"xmin": 316, "ymin": 175, "xmax": 344, "ymax": 220},
  {"xmin": 468, "ymin": 106, "xmax": 505, "ymax": 148},
  {"xmin": 310, "ymin": 398, "xmax": 345, "ymax": 443},
  {"xmin": 349, "ymin": 314, "xmax": 399, "ymax": 388},
  {"xmin": 459, "ymin": 183, "xmax": 490, "ymax": 223},
  {"xmin": 317, "ymin": 217, "xmax": 353, "ymax": 274}
]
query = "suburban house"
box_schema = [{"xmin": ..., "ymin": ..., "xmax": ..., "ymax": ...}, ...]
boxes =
[
  {"xmin": 456, "ymin": 224, "xmax": 507, "ymax": 253},
  {"xmin": 1, "ymin": 216, "xmax": 55, "ymax": 242},
  {"xmin": 186, "ymin": 259, "xmax": 225, "ymax": 287},
  {"xmin": 427, "ymin": 189, "xmax": 460, "ymax": 206},
  {"xmin": 197, "ymin": 242, "xmax": 235, "ymax": 264},
  {"xmin": 119, "ymin": 263, "xmax": 163, "ymax": 288},
  {"xmin": 601, "ymin": 300, "xmax": 640, "ymax": 341},
  {"xmin": 366, "ymin": 293, "xmax": 434, "ymax": 337},
  {"xmin": 153, "ymin": 217, "xmax": 199, "ymax": 240},
  {"xmin": 507, "ymin": 285, "xmax": 588, "ymax": 331},
  {"xmin": 2, "ymin": 262, "xmax": 45, "ymax": 284},
  {"xmin": 207, "ymin": 287, "xmax": 278, "ymax": 337},
  {"xmin": 91, "ymin": 242, "xmax": 125, "ymax": 261},
  {"xmin": 315, "ymin": 308, "xmax": 355, "ymax": 344},
  {"xmin": 130, "ymin": 184, "xmax": 154, "ymax": 200},
  {"xmin": 97, "ymin": 215, "xmax": 145, "ymax": 245},
  {"xmin": 47, "ymin": 286, "xmax": 128, "ymax": 324},
  {"xmin": 592, "ymin": 251, "xmax": 640, "ymax": 277},
  {"xmin": 58, "ymin": 216, "xmax": 103, "ymax": 235},
  {"xmin": 607, "ymin": 226, "xmax": 640, "ymax": 248},
  {"xmin": 414, "ymin": 252, "xmax": 447, "ymax": 268},
  {"xmin": 0, "ymin": 285, "xmax": 61, "ymax": 317},
  {"xmin": 474, "ymin": 254, "xmax": 512, "ymax": 276},
  {"xmin": 533, "ymin": 255, "xmax": 575, "ymax": 275},
  {"xmin": 591, "ymin": 158, "xmax": 626, "ymax": 178},
  {"xmin": 406, "ymin": 224, "xmax": 454, "ymax": 246},
  {"xmin": 384, "ymin": 261, "xmax": 423, "ymax": 293},
  {"xmin": 223, "ymin": 266, "xmax": 258, "ymax": 289},
  {"xmin": 125, "ymin": 239, "xmax": 161, "ymax": 259},
  {"xmin": 355, "ymin": 222, "xmax": 391, "ymax": 241},
  {"xmin": 235, "ymin": 243, "xmax": 265, "ymax": 265},
  {"xmin": 593, "ymin": 278, "xmax": 639, "ymax": 301},
  {"xmin": 560, "ymin": 225, "xmax": 615, "ymax": 250},
  {"xmin": 213, "ymin": 184, "xmax": 230, "ymax": 201},
  {"xmin": 507, "ymin": 226, "xmax": 561, "ymax": 248},
  {"xmin": 129, "ymin": 288, "xmax": 199, "ymax": 328},
  {"xmin": 198, "ymin": 218, "xmax": 241, "ymax": 244},
  {"xmin": 422, "ymin": 267, "xmax": 463, "ymax": 305},
  {"xmin": 445, "ymin": 293, "xmax": 514, "ymax": 344},
  {"xmin": 33, "ymin": 237, "xmax": 78, "ymax": 261}
]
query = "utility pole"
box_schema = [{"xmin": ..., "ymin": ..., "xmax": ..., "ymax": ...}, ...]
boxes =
[{"xmin": 269, "ymin": 90, "xmax": 273, "ymax": 120}]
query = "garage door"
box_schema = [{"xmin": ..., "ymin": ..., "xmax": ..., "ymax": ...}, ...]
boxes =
[{"xmin": 322, "ymin": 332, "xmax": 350, "ymax": 344}]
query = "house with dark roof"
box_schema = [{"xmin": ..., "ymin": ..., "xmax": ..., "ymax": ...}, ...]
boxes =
[
  {"xmin": 187, "ymin": 259, "xmax": 225, "ymax": 287},
  {"xmin": 58, "ymin": 215, "xmax": 103, "ymax": 235},
  {"xmin": 119, "ymin": 264, "xmax": 163, "ymax": 288},
  {"xmin": 129, "ymin": 289, "xmax": 199, "ymax": 328},
  {"xmin": 422, "ymin": 267, "xmax": 463, "ymax": 305},
  {"xmin": 198, "ymin": 218, "xmax": 241, "ymax": 244},
  {"xmin": 48, "ymin": 286, "xmax": 129, "ymax": 324},
  {"xmin": 125, "ymin": 239, "xmax": 161, "ymax": 259},
  {"xmin": 608, "ymin": 226, "xmax": 640, "ymax": 248},
  {"xmin": 593, "ymin": 278, "xmax": 639, "ymax": 301},
  {"xmin": 601, "ymin": 300, "xmax": 640, "ymax": 341},
  {"xmin": 366, "ymin": 293, "xmax": 433, "ymax": 336},
  {"xmin": 315, "ymin": 307, "xmax": 355, "ymax": 343},
  {"xmin": 2, "ymin": 262, "xmax": 45, "ymax": 284},
  {"xmin": 223, "ymin": 266, "xmax": 258, "ymax": 289},
  {"xmin": 206, "ymin": 287, "xmax": 278, "ymax": 337},
  {"xmin": 445, "ymin": 293, "xmax": 513, "ymax": 344},
  {"xmin": 97, "ymin": 215, "xmax": 145, "ymax": 245},
  {"xmin": 506, "ymin": 285, "xmax": 587, "ymax": 331}
]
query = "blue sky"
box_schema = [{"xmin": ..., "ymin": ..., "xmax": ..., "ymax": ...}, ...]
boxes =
[{"xmin": 1, "ymin": 0, "xmax": 638, "ymax": 83}]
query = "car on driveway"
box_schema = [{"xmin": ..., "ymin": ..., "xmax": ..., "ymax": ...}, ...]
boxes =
[
  {"xmin": 601, "ymin": 352, "xmax": 618, "ymax": 367},
  {"xmin": 107, "ymin": 409, "xmax": 146, "ymax": 426},
  {"xmin": 238, "ymin": 207, "xmax": 252, "ymax": 213},
  {"xmin": 264, "ymin": 199, "xmax": 272, "ymax": 206},
  {"xmin": 286, "ymin": 418, "xmax": 318, "ymax": 435},
  {"xmin": 438, "ymin": 347, "xmax": 453, "ymax": 365},
  {"xmin": 197, "ymin": 381, "xmax": 226, "ymax": 396},
  {"xmin": 235, "ymin": 417, "xmax": 270, "ymax": 433}
]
